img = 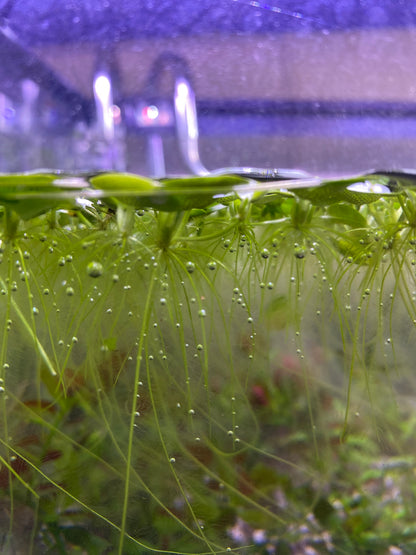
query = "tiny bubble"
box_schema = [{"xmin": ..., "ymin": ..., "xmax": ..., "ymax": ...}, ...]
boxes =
[{"xmin": 87, "ymin": 261, "xmax": 103, "ymax": 278}]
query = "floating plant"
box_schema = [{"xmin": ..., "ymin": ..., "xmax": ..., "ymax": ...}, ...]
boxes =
[{"xmin": 1, "ymin": 170, "xmax": 416, "ymax": 553}]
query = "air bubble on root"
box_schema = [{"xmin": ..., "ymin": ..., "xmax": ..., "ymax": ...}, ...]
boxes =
[
  {"xmin": 66, "ymin": 287, "xmax": 74, "ymax": 296},
  {"xmin": 186, "ymin": 261, "xmax": 195, "ymax": 274},
  {"xmin": 294, "ymin": 246, "xmax": 306, "ymax": 259},
  {"xmin": 87, "ymin": 261, "xmax": 103, "ymax": 278},
  {"xmin": 198, "ymin": 309, "xmax": 206, "ymax": 318},
  {"xmin": 207, "ymin": 261, "xmax": 217, "ymax": 271}
]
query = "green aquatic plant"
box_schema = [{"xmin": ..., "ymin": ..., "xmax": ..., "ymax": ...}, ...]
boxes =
[{"xmin": 0, "ymin": 171, "xmax": 416, "ymax": 553}]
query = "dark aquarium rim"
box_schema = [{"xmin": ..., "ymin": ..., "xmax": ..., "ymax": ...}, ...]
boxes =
[{"xmin": 1, "ymin": 0, "xmax": 416, "ymax": 45}]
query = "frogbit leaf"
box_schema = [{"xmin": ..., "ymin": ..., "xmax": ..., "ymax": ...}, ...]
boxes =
[
  {"xmin": 295, "ymin": 173, "xmax": 401, "ymax": 206},
  {"xmin": 326, "ymin": 203, "xmax": 368, "ymax": 228}
]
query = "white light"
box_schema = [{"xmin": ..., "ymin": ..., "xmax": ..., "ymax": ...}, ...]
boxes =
[
  {"xmin": 145, "ymin": 105, "xmax": 159, "ymax": 120},
  {"xmin": 176, "ymin": 80, "xmax": 190, "ymax": 100},
  {"xmin": 94, "ymin": 74, "xmax": 111, "ymax": 99},
  {"xmin": 174, "ymin": 78, "xmax": 198, "ymax": 139},
  {"xmin": 93, "ymin": 73, "xmax": 114, "ymax": 141}
]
